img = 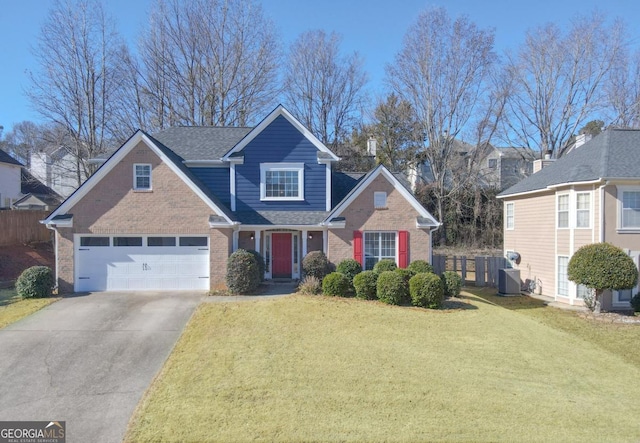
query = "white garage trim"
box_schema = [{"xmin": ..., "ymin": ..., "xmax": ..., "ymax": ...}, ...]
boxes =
[{"xmin": 74, "ymin": 234, "xmax": 210, "ymax": 292}]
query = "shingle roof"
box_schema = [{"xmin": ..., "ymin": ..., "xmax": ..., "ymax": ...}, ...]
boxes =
[
  {"xmin": 498, "ymin": 129, "xmax": 640, "ymax": 197},
  {"xmin": 150, "ymin": 126, "xmax": 253, "ymax": 161},
  {"xmin": 20, "ymin": 169, "xmax": 62, "ymax": 203},
  {"xmin": 0, "ymin": 148, "xmax": 23, "ymax": 166},
  {"xmin": 332, "ymin": 171, "xmax": 365, "ymax": 207},
  {"xmin": 235, "ymin": 210, "xmax": 329, "ymax": 225}
]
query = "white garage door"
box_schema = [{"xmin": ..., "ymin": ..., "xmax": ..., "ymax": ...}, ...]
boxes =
[{"xmin": 75, "ymin": 235, "xmax": 210, "ymax": 292}]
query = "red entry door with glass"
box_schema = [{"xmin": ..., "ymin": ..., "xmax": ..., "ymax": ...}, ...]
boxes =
[{"xmin": 271, "ymin": 233, "xmax": 292, "ymax": 278}]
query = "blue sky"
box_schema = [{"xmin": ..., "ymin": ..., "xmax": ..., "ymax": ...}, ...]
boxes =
[{"xmin": 1, "ymin": 0, "xmax": 639, "ymax": 133}]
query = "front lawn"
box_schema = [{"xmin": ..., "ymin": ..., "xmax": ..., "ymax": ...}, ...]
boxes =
[
  {"xmin": 0, "ymin": 287, "xmax": 58, "ymax": 329},
  {"xmin": 125, "ymin": 290, "xmax": 640, "ymax": 442}
]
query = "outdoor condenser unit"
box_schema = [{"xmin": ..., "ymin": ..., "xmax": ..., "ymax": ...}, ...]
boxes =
[{"xmin": 498, "ymin": 268, "xmax": 520, "ymax": 296}]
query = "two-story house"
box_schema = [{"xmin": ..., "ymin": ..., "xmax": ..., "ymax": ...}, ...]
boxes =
[
  {"xmin": 498, "ymin": 129, "xmax": 640, "ymax": 310},
  {"xmin": 43, "ymin": 106, "xmax": 440, "ymax": 293},
  {"xmin": 0, "ymin": 148, "xmax": 24, "ymax": 209}
]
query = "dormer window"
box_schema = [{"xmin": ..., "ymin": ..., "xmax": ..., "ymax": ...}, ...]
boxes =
[
  {"xmin": 134, "ymin": 164, "xmax": 152, "ymax": 190},
  {"xmin": 260, "ymin": 163, "xmax": 304, "ymax": 200}
]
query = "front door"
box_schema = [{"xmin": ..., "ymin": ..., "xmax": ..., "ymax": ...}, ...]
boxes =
[{"xmin": 272, "ymin": 233, "xmax": 292, "ymax": 278}]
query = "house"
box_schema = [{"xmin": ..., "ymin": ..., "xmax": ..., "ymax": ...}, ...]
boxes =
[
  {"xmin": 12, "ymin": 169, "xmax": 62, "ymax": 210},
  {"xmin": 0, "ymin": 148, "xmax": 23, "ymax": 209},
  {"xmin": 43, "ymin": 105, "xmax": 440, "ymax": 293},
  {"xmin": 497, "ymin": 129, "xmax": 640, "ymax": 310},
  {"xmin": 30, "ymin": 145, "xmax": 87, "ymax": 198}
]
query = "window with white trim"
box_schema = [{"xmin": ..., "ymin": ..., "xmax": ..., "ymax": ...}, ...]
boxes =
[
  {"xmin": 557, "ymin": 256, "xmax": 569, "ymax": 297},
  {"xmin": 505, "ymin": 202, "xmax": 514, "ymax": 230},
  {"xmin": 576, "ymin": 284, "xmax": 590, "ymax": 299},
  {"xmin": 557, "ymin": 194, "xmax": 569, "ymax": 228},
  {"xmin": 364, "ymin": 232, "xmax": 396, "ymax": 270},
  {"xmin": 621, "ymin": 189, "xmax": 640, "ymax": 229},
  {"xmin": 134, "ymin": 164, "xmax": 151, "ymax": 190},
  {"xmin": 576, "ymin": 192, "xmax": 591, "ymax": 228},
  {"xmin": 260, "ymin": 163, "xmax": 304, "ymax": 200},
  {"xmin": 374, "ymin": 192, "xmax": 387, "ymax": 209}
]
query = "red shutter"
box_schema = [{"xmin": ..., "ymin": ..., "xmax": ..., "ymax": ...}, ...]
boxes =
[
  {"xmin": 353, "ymin": 231, "xmax": 363, "ymax": 266},
  {"xmin": 398, "ymin": 231, "xmax": 408, "ymax": 268}
]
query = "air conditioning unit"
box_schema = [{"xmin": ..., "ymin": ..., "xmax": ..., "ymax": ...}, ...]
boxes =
[{"xmin": 498, "ymin": 268, "xmax": 521, "ymax": 296}]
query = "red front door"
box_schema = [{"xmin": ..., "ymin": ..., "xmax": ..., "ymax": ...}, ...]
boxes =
[{"xmin": 272, "ymin": 233, "xmax": 292, "ymax": 278}]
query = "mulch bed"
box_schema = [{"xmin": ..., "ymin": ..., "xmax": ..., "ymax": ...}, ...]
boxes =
[{"xmin": 577, "ymin": 311, "xmax": 640, "ymax": 324}]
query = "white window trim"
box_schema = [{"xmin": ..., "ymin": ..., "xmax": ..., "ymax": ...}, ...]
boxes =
[
  {"xmin": 133, "ymin": 163, "xmax": 152, "ymax": 191},
  {"xmin": 557, "ymin": 255, "xmax": 569, "ymax": 298},
  {"xmin": 617, "ymin": 186, "xmax": 640, "ymax": 232},
  {"xmin": 557, "ymin": 194, "xmax": 569, "ymax": 229},
  {"xmin": 363, "ymin": 231, "xmax": 398, "ymax": 270},
  {"xmin": 575, "ymin": 191, "xmax": 591, "ymax": 229},
  {"xmin": 260, "ymin": 163, "xmax": 304, "ymax": 201},
  {"xmin": 505, "ymin": 202, "xmax": 514, "ymax": 230},
  {"xmin": 374, "ymin": 192, "xmax": 387, "ymax": 209}
]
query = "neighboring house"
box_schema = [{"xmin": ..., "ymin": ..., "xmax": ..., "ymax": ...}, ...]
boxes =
[
  {"xmin": 0, "ymin": 148, "xmax": 24, "ymax": 209},
  {"xmin": 13, "ymin": 169, "xmax": 62, "ymax": 210},
  {"xmin": 43, "ymin": 105, "xmax": 440, "ymax": 293},
  {"xmin": 30, "ymin": 146, "xmax": 87, "ymax": 198},
  {"xmin": 498, "ymin": 129, "xmax": 640, "ymax": 310}
]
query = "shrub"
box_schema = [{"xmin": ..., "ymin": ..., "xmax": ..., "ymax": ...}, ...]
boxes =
[
  {"xmin": 408, "ymin": 260, "xmax": 434, "ymax": 275},
  {"xmin": 336, "ymin": 258, "xmax": 362, "ymax": 282},
  {"xmin": 395, "ymin": 268, "xmax": 416, "ymax": 303},
  {"xmin": 373, "ymin": 259, "xmax": 397, "ymax": 274},
  {"xmin": 353, "ymin": 270, "xmax": 378, "ymax": 300},
  {"xmin": 376, "ymin": 270, "xmax": 408, "ymax": 305},
  {"xmin": 631, "ymin": 293, "xmax": 640, "ymax": 313},
  {"xmin": 16, "ymin": 266, "xmax": 55, "ymax": 299},
  {"xmin": 302, "ymin": 251, "xmax": 331, "ymax": 280},
  {"xmin": 322, "ymin": 272, "xmax": 353, "ymax": 297},
  {"xmin": 441, "ymin": 271, "xmax": 463, "ymax": 298},
  {"xmin": 410, "ymin": 272, "xmax": 444, "ymax": 309},
  {"xmin": 226, "ymin": 249, "xmax": 260, "ymax": 294},
  {"xmin": 247, "ymin": 249, "xmax": 265, "ymax": 281},
  {"xmin": 298, "ymin": 276, "xmax": 322, "ymax": 295},
  {"xmin": 568, "ymin": 242, "xmax": 639, "ymax": 313}
]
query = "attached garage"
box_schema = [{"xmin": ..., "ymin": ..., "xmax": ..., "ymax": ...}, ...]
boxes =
[{"xmin": 75, "ymin": 235, "xmax": 210, "ymax": 292}]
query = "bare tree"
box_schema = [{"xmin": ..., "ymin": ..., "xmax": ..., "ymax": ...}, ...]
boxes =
[
  {"xmin": 501, "ymin": 12, "xmax": 626, "ymax": 157},
  {"xmin": 284, "ymin": 30, "xmax": 368, "ymax": 147},
  {"xmin": 605, "ymin": 49, "xmax": 640, "ymax": 128},
  {"xmin": 3, "ymin": 121, "xmax": 48, "ymax": 167},
  {"xmin": 27, "ymin": 0, "xmax": 126, "ymax": 185},
  {"xmin": 136, "ymin": 0, "xmax": 281, "ymax": 129},
  {"xmin": 386, "ymin": 7, "xmax": 499, "ymax": 245}
]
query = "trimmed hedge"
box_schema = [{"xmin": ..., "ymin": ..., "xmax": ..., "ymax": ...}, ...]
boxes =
[
  {"xmin": 395, "ymin": 268, "xmax": 415, "ymax": 303},
  {"xmin": 373, "ymin": 259, "xmax": 397, "ymax": 274},
  {"xmin": 247, "ymin": 249, "xmax": 266, "ymax": 281},
  {"xmin": 302, "ymin": 251, "xmax": 331, "ymax": 280},
  {"xmin": 336, "ymin": 258, "xmax": 362, "ymax": 282},
  {"xmin": 410, "ymin": 272, "xmax": 444, "ymax": 309},
  {"xmin": 376, "ymin": 270, "xmax": 408, "ymax": 305},
  {"xmin": 322, "ymin": 272, "xmax": 353, "ymax": 297},
  {"xmin": 226, "ymin": 249, "xmax": 260, "ymax": 294},
  {"xmin": 353, "ymin": 270, "xmax": 378, "ymax": 300},
  {"xmin": 16, "ymin": 266, "xmax": 55, "ymax": 299},
  {"xmin": 441, "ymin": 271, "xmax": 463, "ymax": 298},
  {"xmin": 408, "ymin": 260, "xmax": 434, "ymax": 275},
  {"xmin": 568, "ymin": 243, "xmax": 638, "ymax": 291}
]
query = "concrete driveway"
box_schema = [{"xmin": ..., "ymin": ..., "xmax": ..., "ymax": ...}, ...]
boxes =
[{"xmin": 0, "ymin": 291, "xmax": 203, "ymax": 443}]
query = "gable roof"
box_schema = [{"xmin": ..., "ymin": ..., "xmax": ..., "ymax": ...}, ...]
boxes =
[
  {"xmin": 498, "ymin": 129, "xmax": 640, "ymax": 198},
  {"xmin": 20, "ymin": 168, "xmax": 62, "ymax": 203},
  {"xmin": 153, "ymin": 126, "xmax": 252, "ymax": 161},
  {"xmin": 222, "ymin": 105, "xmax": 340, "ymax": 161},
  {"xmin": 326, "ymin": 164, "xmax": 439, "ymax": 227},
  {"xmin": 0, "ymin": 148, "xmax": 23, "ymax": 167},
  {"xmin": 43, "ymin": 130, "xmax": 235, "ymax": 225}
]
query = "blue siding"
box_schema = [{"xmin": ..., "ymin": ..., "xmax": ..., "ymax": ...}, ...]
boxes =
[
  {"xmin": 189, "ymin": 167, "xmax": 231, "ymax": 207},
  {"xmin": 235, "ymin": 115, "xmax": 327, "ymax": 211}
]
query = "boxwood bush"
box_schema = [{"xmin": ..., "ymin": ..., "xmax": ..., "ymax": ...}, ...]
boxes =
[
  {"xmin": 226, "ymin": 249, "xmax": 260, "ymax": 294},
  {"xmin": 336, "ymin": 258, "xmax": 362, "ymax": 282},
  {"xmin": 395, "ymin": 268, "xmax": 415, "ymax": 303},
  {"xmin": 408, "ymin": 260, "xmax": 434, "ymax": 275},
  {"xmin": 441, "ymin": 271, "xmax": 463, "ymax": 298},
  {"xmin": 302, "ymin": 251, "xmax": 331, "ymax": 280},
  {"xmin": 16, "ymin": 266, "xmax": 55, "ymax": 298},
  {"xmin": 353, "ymin": 270, "xmax": 378, "ymax": 300},
  {"xmin": 322, "ymin": 272, "xmax": 353, "ymax": 297},
  {"xmin": 373, "ymin": 259, "xmax": 397, "ymax": 274},
  {"xmin": 410, "ymin": 272, "xmax": 444, "ymax": 309},
  {"xmin": 376, "ymin": 270, "xmax": 408, "ymax": 305},
  {"xmin": 247, "ymin": 249, "xmax": 266, "ymax": 281}
]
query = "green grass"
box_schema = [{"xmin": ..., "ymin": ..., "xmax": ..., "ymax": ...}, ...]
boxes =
[
  {"xmin": 0, "ymin": 287, "xmax": 58, "ymax": 329},
  {"xmin": 125, "ymin": 290, "xmax": 640, "ymax": 442}
]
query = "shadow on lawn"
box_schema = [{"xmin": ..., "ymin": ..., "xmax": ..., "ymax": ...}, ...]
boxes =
[{"xmin": 461, "ymin": 287, "xmax": 548, "ymax": 311}]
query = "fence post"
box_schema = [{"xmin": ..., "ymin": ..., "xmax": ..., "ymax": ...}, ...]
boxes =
[
  {"xmin": 475, "ymin": 256, "xmax": 486, "ymax": 287},
  {"xmin": 433, "ymin": 255, "xmax": 445, "ymax": 275},
  {"xmin": 461, "ymin": 257, "xmax": 467, "ymax": 283}
]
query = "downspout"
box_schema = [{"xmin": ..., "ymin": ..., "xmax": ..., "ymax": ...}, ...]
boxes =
[
  {"xmin": 44, "ymin": 224, "xmax": 58, "ymax": 293},
  {"xmin": 599, "ymin": 181, "xmax": 608, "ymax": 242},
  {"xmin": 429, "ymin": 224, "xmax": 441, "ymax": 265}
]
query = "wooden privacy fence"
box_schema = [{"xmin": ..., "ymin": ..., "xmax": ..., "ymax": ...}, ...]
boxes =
[
  {"xmin": 432, "ymin": 255, "xmax": 507, "ymax": 288},
  {"xmin": 0, "ymin": 210, "xmax": 51, "ymax": 246}
]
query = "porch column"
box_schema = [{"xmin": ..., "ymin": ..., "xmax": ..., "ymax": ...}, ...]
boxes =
[
  {"xmin": 232, "ymin": 230, "xmax": 239, "ymax": 251},
  {"xmin": 323, "ymin": 229, "xmax": 329, "ymax": 254},
  {"xmin": 255, "ymin": 230, "xmax": 261, "ymax": 253},
  {"xmin": 302, "ymin": 229, "xmax": 308, "ymax": 257}
]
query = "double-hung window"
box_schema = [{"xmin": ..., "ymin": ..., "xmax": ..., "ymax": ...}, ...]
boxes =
[
  {"xmin": 260, "ymin": 163, "xmax": 304, "ymax": 200},
  {"xmin": 576, "ymin": 192, "xmax": 591, "ymax": 228},
  {"xmin": 621, "ymin": 189, "xmax": 640, "ymax": 229},
  {"xmin": 505, "ymin": 202, "xmax": 514, "ymax": 230},
  {"xmin": 557, "ymin": 194, "xmax": 569, "ymax": 228},
  {"xmin": 364, "ymin": 232, "xmax": 396, "ymax": 270},
  {"xmin": 557, "ymin": 256, "xmax": 569, "ymax": 297},
  {"xmin": 134, "ymin": 164, "xmax": 152, "ymax": 190}
]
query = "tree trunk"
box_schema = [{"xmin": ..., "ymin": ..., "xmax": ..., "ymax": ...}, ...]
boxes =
[{"xmin": 594, "ymin": 289, "xmax": 603, "ymax": 314}]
